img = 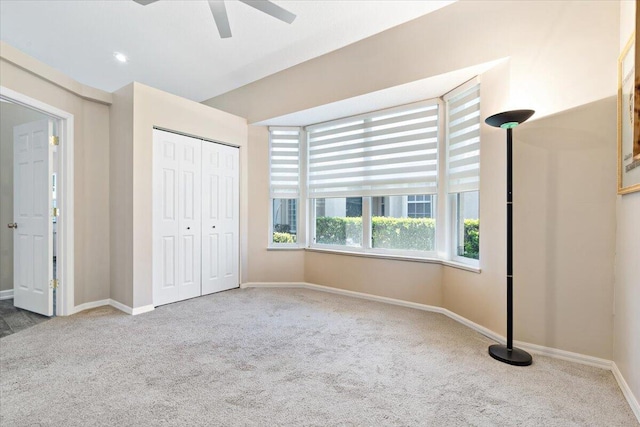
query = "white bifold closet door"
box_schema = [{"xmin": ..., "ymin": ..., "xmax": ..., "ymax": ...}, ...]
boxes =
[{"xmin": 152, "ymin": 129, "xmax": 239, "ymax": 307}]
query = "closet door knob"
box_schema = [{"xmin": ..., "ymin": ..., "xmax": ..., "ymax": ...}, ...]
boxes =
[
  {"xmin": 212, "ymin": 226, "xmax": 216, "ymax": 229},
  {"xmin": 187, "ymin": 227, "xmax": 191, "ymax": 230}
]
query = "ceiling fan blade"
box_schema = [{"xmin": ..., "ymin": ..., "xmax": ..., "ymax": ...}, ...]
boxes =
[
  {"xmin": 208, "ymin": 1, "xmax": 232, "ymax": 38},
  {"xmin": 238, "ymin": 0, "xmax": 296, "ymax": 24},
  {"xmin": 132, "ymin": 0, "xmax": 160, "ymax": 5}
]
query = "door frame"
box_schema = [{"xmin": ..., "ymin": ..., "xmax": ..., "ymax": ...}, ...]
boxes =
[{"xmin": 1, "ymin": 86, "xmax": 75, "ymax": 316}]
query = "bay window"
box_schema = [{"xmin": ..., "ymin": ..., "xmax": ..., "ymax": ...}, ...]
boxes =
[{"xmin": 268, "ymin": 78, "xmax": 481, "ymax": 267}]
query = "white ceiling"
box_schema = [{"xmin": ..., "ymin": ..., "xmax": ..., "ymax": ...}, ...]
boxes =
[{"xmin": 0, "ymin": 0, "xmax": 455, "ymax": 102}]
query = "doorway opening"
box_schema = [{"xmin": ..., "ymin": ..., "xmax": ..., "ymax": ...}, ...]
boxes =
[{"xmin": 0, "ymin": 87, "xmax": 74, "ymax": 319}]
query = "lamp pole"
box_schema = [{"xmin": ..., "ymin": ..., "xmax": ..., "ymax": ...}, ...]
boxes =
[{"xmin": 485, "ymin": 109, "xmax": 534, "ymax": 366}]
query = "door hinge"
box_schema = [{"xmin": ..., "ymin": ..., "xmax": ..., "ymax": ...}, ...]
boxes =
[
  {"xmin": 50, "ymin": 279, "xmax": 59, "ymax": 289},
  {"xmin": 49, "ymin": 136, "xmax": 59, "ymax": 146},
  {"xmin": 52, "ymin": 207, "xmax": 59, "ymax": 217}
]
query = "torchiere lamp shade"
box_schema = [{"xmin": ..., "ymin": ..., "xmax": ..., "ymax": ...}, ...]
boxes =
[{"xmin": 485, "ymin": 110, "xmax": 535, "ymax": 129}]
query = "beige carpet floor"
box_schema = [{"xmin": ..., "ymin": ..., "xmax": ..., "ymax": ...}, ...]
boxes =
[{"xmin": 0, "ymin": 287, "xmax": 637, "ymax": 426}]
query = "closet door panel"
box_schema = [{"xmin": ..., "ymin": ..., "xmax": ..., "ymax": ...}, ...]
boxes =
[
  {"xmin": 220, "ymin": 145, "xmax": 239, "ymax": 290},
  {"xmin": 153, "ymin": 131, "xmax": 181, "ymax": 306},
  {"xmin": 201, "ymin": 143, "xmax": 222, "ymax": 294},
  {"xmin": 177, "ymin": 136, "xmax": 202, "ymax": 301},
  {"xmin": 202, "ymin": 142, "xmax": 239, "ymax": 295},
  {"xmin": 222, "ymin": 170, "xmax": 236, "ymax": 282}
]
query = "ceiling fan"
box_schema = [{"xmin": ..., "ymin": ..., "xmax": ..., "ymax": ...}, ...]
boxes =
[{"xmin": 133, "ymin": 0, "xmax": 296, "ymax": 39}]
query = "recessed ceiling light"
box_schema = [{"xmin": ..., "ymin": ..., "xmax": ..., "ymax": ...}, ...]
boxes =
[{"xmin": 113, "ymin": 52, "xmax": 128, "ymax": 63}]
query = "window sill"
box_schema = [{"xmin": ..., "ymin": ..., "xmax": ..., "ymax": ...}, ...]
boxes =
[
  {"xmin": 267, "ymin": 246, "xmax": 305, "ymax": 251},
  {"xmin": 304, "ymin": 247, "xmax": 481, "ymax": 273},
  {"xmin": 440, "ymin": 259, "xmax": 481, "ymax": 273}
]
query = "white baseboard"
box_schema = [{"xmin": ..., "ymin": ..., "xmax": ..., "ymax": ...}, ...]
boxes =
[
  {"xmin": 242, "ymin": 281, "xmax": 639, "ymax": 424},
  {"xmin": 108, "ymin": 299, "xmax": 154, "ymax": 316},
  {"xmin": 108, "ymin": 299, "xmax": 132, "ymax": 314},
  {"xmin": 513, "ymin": 340, "xmax": 612, "ymax": 370},
  {"xmin": 612, "ymin": 362, "xmax": 640, "ymax": 421},
  {"xmin": 71, "ymin": 299, "xmax": 111, "ymax": 314},
  {"xmin": 439, "ymin": 307, "xmax": 505, "ymax": 344},
  {"xmin": 131, "ymin": 304, "xmax": 154, "ymax": 316},
  {"xmin": 71, "ymin": 299, "xmax": 154, "ymax": 316},
  {"xmin": 0, "ymin": 289, "xmax": 14, "ymax": 300}
]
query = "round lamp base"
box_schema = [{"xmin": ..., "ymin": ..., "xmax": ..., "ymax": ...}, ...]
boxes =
[{"xmin": 488, "ymin": 344, "xmax": 533, "ymax": 366}]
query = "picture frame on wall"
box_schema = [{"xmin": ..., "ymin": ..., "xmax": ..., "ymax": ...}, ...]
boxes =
[{"xmin": 618, "ymin": 32, "xmax": 640, "ymax": 194}]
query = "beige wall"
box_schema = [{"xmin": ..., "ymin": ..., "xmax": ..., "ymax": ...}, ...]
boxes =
[
  {"xmin": 514, "ymin": 97, "xmax": 618, "ymax": 359},
  {"xmin": 0, "ymin": 56, "xmax": 111, "ymax": 306},
  {"xmin": 109, "ymin": 85, "xmax": 135, "ymax": 307},
  {"xmin": 204, "ymin": 0, "xmax": 621, "ymax": 360},
  {"xmin": 109, "ymin": 82, "xmax": 248, "ymax": 309},
  {"xmin": 616, "ymin": 0, "xmax": 640, "ymax": 408},
  {"xmin": 78, "ymin": 99, "xmax": 111, "ymax": 304},
  {"xmin": 246, "ymin": 125, "xmax": 305, "ymax": 283},
  {"xmin": 0, "ymin": 103, "xmax": 49, "ymax": 293},
  {"xmin": 305, "ymin": 252, "xmax": 443, "ymax": 306}
]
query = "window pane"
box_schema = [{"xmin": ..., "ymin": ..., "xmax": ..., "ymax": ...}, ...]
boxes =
[
  {"xmin": 272, "ymin": 198, "xmax": 297, "ymax": 244},
  {"xmin": 456, "ymin": 191, "xmax": 479, "ymax": 259},
  {"xmin": 314, "ymin": 198, "xmax": 362, "ymax": 247},
  {"xmin": 371, "ymin": 195, "xmax": 436, "ymax": 251}
]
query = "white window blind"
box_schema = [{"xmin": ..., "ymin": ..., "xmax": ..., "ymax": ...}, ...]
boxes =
[
  {"xmin": 269, "ymin": 127, "xmax": 301, "ymax": 198},
  {"xmin": 446, "ymin": 83, "xmax": 481, "ymax": 193},
  {"xmin": 306, "ymin": 101, "xmax": 439, "ymax": 198}
]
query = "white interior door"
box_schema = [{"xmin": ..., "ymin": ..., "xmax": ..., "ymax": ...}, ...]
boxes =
[
  {"xmin": 202, "ymin": 142, "xmax": 239, "ymax": 295},
  {"xmin": 12, "ymin": 119, "xmax": 53, "ymax": 316},
  {"xmin": 153, "ymin": 130, "xmax": 201, "ymax": 306}
]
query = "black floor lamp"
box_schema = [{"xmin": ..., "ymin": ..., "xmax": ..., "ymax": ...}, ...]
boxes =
[{"xmin": 485, "ymin": 109, "xmax": 534, "ymax": 367}]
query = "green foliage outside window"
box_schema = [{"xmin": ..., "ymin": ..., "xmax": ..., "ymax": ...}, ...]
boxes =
[
  {"xmin": 273, "ymin": 232, "xmax": 297, "ymax": 244},
  {"xmin": 275, "ymin": 217, "xmax": 479, "ymax": 258},
  {"xmin": 371, "ymin": 216, "xmax": 435, "ymax": 251},
  {"xmin": 315, "ymin": 216, "xmax": 437, "ymax": 251},
  {"xmin": 315, "ymin": 217, "xmax": 363, "ymax": 246},
  {"xmin": 459, "ymin": 219, "xmax": 479, "ymax": 260}
]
